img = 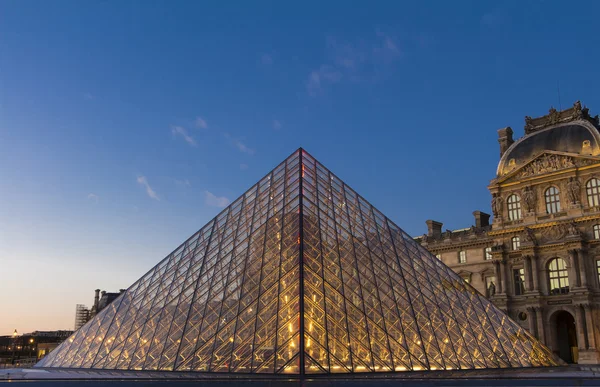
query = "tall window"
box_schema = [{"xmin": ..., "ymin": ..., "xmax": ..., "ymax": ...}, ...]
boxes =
[
  {"xmin": 507, "ymin": 194, "xmax": 522, "ymax": 220},
  {"xmin": 485, "ymin": 247, "xmax": 493, "ymax": 260},
  {"xmin": 548, "ymin": 258, "xmax": 569, "ymax": 295},
  {"xmin": 511, "ymin": 236, "xmax": 520, "ymax": 250},
  {"xmin": 594, "ymin": 224, "xmax": 600, "ymax": 240},
  {"xmin": 587, "ymin": 178, "xmax": 600, "ymax": 207},
  {"xmin": 513, "ymin": 268, "xmax": 525, "ymax": 296},
  {"xmin": 459, "ymin": 250, "xmax": 466, "ymax": 264},
  {"xmin": 597, "ymin": 260, "xmax": 600, "ymax": 287},
  {"xmin": 545, "ymin": 187, "xmax": 561, "ymax": 214}
]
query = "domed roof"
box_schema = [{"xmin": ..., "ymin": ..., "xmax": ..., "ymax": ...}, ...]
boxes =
[{"xmin": 497, "ymin": 122, "xmax": 600, "ymax": 176}]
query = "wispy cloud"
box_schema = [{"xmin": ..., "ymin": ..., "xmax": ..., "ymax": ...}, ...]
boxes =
[
  {"xmin": 205, "ymin": 190, "xmax": 230, "ymax": 208},
  {"xmin": 87, "ymin": 193, "xmax": 99, "ymax": 203},
  {"xmin": 240, "ymin": 163, "xmax": 249, "ymax": 171},
  {"xmin": 171, "ymin": 126, "xmax": 197, "ymax": 146},
  {"xmin": 261, "ymin": 53, "xmax": 273, "ymax": 65},
  {"xmin": 195, "ymin": 117, "xmax": 208, "ymax": 129},
  {"xmin": 175, "ymin": 179, "xmax": 191, "ymax": 187},
  {"xmin": 272, "ymin": 119, "xmax": 282, "ymax": 130},
  {"xmin": 307, "ymin": 31, "xmax": 401, "ymax": 96},
  {"xmin": 224, "ymin": 133, "xmax": 255, "ymax": 155},
  {"xmin": 307, "ymin": 65, "xmax": 342, "ymax": 96},
  {"xmin": 137, "ymin": 176, "xmax": 160, "ymax": 201}
]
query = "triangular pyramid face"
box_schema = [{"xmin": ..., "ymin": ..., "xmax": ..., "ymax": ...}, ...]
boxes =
[{"xmin": 36, "ymin": 149, "xmax": 559, "ymax": 374}]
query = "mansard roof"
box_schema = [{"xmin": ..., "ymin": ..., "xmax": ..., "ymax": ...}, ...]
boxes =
[{"xmin": 497, "ymin": 102, "xmax": 600, "ymax": 177}]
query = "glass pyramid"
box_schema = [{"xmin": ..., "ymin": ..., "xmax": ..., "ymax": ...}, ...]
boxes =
[{"xmin": 36, "ymin": 149, "xmax": 558, "ymax": 374}]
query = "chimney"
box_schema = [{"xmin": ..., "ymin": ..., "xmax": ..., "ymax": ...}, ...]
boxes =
[
  {"xmin": 93, "ymin": 289, "xmax": 100, "ymax": 310},
  {"xmin": 425, "ymin": 220, "xmax": 443, "ymax": 238},
  {"xmin": 497, "ymin": 127, "xmax": 514, "ymax": 157},
  {"xmin": 473, "ymin": 210, "xmax": 490, "ymax": 228}
]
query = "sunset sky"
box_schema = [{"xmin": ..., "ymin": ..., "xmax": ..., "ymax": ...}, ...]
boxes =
[{"xmin": 2, "ymin": 1, "xmax": 600, "ymax": 335}]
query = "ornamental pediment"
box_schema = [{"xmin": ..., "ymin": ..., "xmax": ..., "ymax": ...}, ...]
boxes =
[{"xmin": 497, "ymin": 151, "xmax": 600, "ymax": 184}]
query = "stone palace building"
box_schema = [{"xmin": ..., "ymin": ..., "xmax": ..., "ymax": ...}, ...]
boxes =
[{"xmin": 416, "ymin": 101, "xmax": 600, "ymax": 365}]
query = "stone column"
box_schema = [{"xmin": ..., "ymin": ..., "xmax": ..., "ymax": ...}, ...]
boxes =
[
  {"xmin": 524, "ymin": 255, "xmax": 533, "ymax": 292},
  {"xmin": 574, "ymin": 305, "xmax": 587, "ymax": 351},
  {"xmin": 578, "ymin": 249, "xmax": 588, "ymax": 287},
  {"xmin": 500, "ymin": 259, "xmax": 508, "ymax": 295},
  {"xmin": 531, "ymin": 255, "xmax": 540, "ymax": 292},
  {"xmin": 568, "ymin": 249, "xmax": 581, "ymax": 287},
  {"xmin": 526, "ymin": 307, "xmax": 537, "ymax": 337},
  {"xmin": 494, "ymin": 261, "xmax": 503, "ymax": 294},
  {"xmin": 535, "ymin": 306, "xmax": 546, "ymax": 344},
  {"xmin": 583, "ymin": 304, "xmax": 596, "ymax": 350}
]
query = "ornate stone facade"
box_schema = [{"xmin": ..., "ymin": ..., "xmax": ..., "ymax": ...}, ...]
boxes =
[{"xmin": 416, "ymin": 102, "xmax": 600, "ymax": 365}]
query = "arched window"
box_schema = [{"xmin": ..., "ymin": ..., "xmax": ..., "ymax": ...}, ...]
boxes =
[
  {"xmin": 507, "ymin": 194, "xmax": 522, "ymax": 220},
  {"xmin": 545, "ymin": 187, "xmax": 561, "ymax": 214},
  {"xmin": 548, "ymin": 258, "xmax": 569, "ymax": 295},
  {"xmin": 586, "ymin": 178, "xmax": 600, "ymax": 207},
  {"xmin": 511, "ymin": 236, "xmax": 520, "ymax": 250},
  {"xmin": 594, "ymin": 224, "xmax": 600, "ymax": 240}
]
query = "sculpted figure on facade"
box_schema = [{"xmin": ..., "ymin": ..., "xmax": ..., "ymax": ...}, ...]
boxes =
[
  {"xmin": 573, "ymin": 100, "xmax": 583, "ymax": 119},
  {"xmin": 567, "ymin": 221, "xmax": 581, "ymax": 237},
  {"xmin": 487, "ymin": 281, "xmax": 496, "ymax": 297},
  {"xmin": 522, "ymin": 227, "xmax": 536, "ymax": 244},
  {"xmin": 567, "ymin": 177, "xmax": 581, "ymax": 204},
  {"xmin": 548, "ymin": 107, "xmax": 560, "ymax": 124},
  {"xmin": 522, "ymin": 186, "xmax": 536, "ymax": 213},
  {"xmin": 491, "ymin": 193, "xmax": 503, "ymax": 218}
]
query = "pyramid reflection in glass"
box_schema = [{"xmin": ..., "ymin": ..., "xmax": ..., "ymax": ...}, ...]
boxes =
[{"xmin": 36, "ymin": 149, "xmax": 558, "ymax": 374}]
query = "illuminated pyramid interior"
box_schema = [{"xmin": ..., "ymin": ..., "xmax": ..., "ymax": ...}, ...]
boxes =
[{"xmin": 36, "ymin": 149, "xmax": 558, "ymax": 374}]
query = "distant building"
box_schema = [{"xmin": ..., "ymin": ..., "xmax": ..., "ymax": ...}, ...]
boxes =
[
  {"xmin": 74, "ymin": 289, "xmax": 125, "ymax": 330},
  {"xmin": 0, "ymin": 330, "xmax": 74, "ymax": 366},
  {"xmin": 416, "ymin": 101, "xmax": 600, "ymax": 365}
]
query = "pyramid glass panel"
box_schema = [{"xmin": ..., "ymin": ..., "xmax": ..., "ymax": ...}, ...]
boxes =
[{"xmin": 36, "ymin": 149, "xmax": 559, "ymax": 374}]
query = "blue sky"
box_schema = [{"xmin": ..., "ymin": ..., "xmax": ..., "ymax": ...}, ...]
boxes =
[{"xmin": 2, "ymin": 1, "xmax": 600, "ymax": 334}]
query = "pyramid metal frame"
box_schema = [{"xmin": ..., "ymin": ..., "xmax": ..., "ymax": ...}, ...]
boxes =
[{"xmin": 36, "ymin": 149, "xmax": 559, "ymax": 375}]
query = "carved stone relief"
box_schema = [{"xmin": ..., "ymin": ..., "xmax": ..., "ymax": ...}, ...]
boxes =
[
  {"xmin": 515, "ymin": 154, "xmax": 597, "ymax": 178},
  {"xmin": 541, "ymin": 223, "xmax": 568, "ymax": 242}
]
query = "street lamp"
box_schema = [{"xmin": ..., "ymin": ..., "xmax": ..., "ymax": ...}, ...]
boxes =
[
  {"xmin": 29, "ymin": 338, "xmax": 35, "ymax": 361},
  {"xmin": 11, "ymin": 329, "xmax": 18, "ymax": 366}
]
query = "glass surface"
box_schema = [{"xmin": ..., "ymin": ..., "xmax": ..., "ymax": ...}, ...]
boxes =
[
  {"xmin": 507, "ymin": 195, "xmax": 521, "ymax": 220},
  {"xmin": 586, "ymin": 178, "xmax": 600, "ymax": 207},
  {"xmin": 484, "ymin": 247, "xmax": 492, "ymax": 260},
  {"xmin": 594, "ymin": 225, "xmax": 600, "ymax": 240},
  {"xmin": 545, "ymin": 187, "xmax": 561, "ymax": 214},
  {"xmin": 35, "ymin": 149, "xmax": 559, "ymax": 374},
  {"xmin": 511, "ymin": 237, "xmax": 520, "ymax": 251},
  {"xmin": 513, "ymin": 269, "xmax": 525, "ymax": 296},
  {"xmin": 548, "ymin": 258, "xmax": 569, "ymax": 295},
  {"xmin": 459, "ymin": 251, "xmax": 466, "ymax": 264}
]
